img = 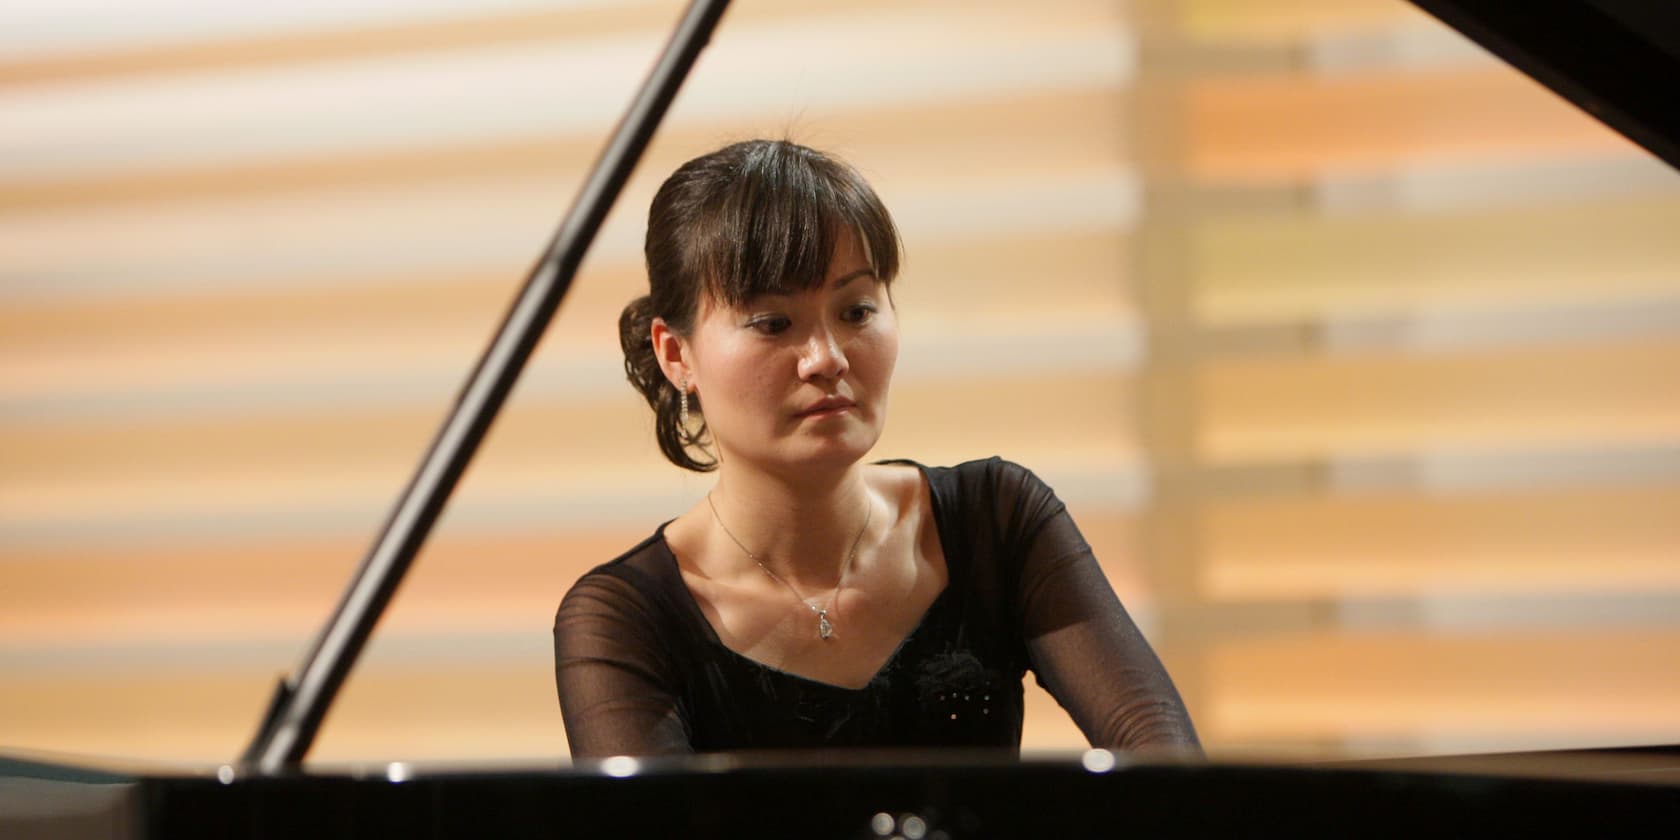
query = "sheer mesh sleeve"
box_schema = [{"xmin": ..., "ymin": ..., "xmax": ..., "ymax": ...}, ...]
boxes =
[
  {"xmin": 553, "ymin": 565, "xmax": 693, "ymax": 758},
  {"xmin": 992, "ymin": 460, "xmax": 1202, "ymax": 753}
]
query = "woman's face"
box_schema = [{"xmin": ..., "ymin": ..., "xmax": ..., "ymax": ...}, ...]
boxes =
[{"xmin": 679, "ymin": 229, "xmax": 899, "ymax": 474}]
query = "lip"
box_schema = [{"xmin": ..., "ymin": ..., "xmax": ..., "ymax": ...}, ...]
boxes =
[{"xmin": 795, "ymin": 396, "xmax": 856, "ymax": 418}]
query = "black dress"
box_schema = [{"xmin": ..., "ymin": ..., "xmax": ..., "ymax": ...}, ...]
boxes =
[{"xmin": 553, "ymin": 457, "xmax": 1199, "ymax": 756}]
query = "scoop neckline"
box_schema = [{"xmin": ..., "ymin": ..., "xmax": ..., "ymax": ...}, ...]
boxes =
[{"xmin": 655, "ymin": 459, "xmax": 954, "ymax": 693}]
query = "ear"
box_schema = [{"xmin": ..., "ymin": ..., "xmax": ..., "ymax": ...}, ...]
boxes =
[{"xmin": 650, "ymin": 317, "xmax": 693, "ymax": 392}]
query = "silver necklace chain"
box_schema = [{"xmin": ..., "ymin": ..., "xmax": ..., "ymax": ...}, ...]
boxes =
[{"xmin": 705, "ymin": 491, "xmax": 872, "ymax": 641}]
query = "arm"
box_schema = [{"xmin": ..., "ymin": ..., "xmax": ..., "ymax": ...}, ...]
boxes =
[
  {"xmin": 999, "ymin": 463, "xmax": 1202, "ymax": 753},
  {"xmin": 553, "ymin": 570, "xmax": 693, "ymax": 757}
]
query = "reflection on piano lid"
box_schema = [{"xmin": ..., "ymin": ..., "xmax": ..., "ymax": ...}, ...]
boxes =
[
  {"xmin": 3, "ymin": 747, "xmax": 1677, "ymax": 838},
  {"xmin": 1409, "ymin": 0, "xmax": 1680, "ymax": 170}
]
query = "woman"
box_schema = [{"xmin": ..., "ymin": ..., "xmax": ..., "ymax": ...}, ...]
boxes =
[{"xmin": 553, "ymin": 139, "xmax": 1199, "ymax": 757}]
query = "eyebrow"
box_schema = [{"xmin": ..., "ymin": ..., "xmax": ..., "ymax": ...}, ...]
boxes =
[
  {"xmin": 749, "ymin": 268, "xmax": 877, "ymax": 304},
  {"xmin": 831, "ymin": 268, "xmax": 875, "ymax": 289}
]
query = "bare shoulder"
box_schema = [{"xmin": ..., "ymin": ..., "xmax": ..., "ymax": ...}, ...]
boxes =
[
  {"xmin": 866, "ymin": 461, "xmax": 930, "ymax": 517},
  {"xmin": 659, "ymin": 505, "xmax": 704, "ymax": 563},
  {"xmin": 657, "ymin": 503, "xmax": 722, "ymax": 594},
  {"xmin": 866, "ymin": 461, "xmax": 945, "ymax": 578}
]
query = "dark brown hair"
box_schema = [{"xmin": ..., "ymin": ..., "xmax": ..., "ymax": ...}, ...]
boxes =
[{"xmin": 619, "ymin": 139, "xmax": 902, "ymax": 471}]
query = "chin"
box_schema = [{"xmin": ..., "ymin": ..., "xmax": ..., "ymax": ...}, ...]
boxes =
[{"xmin": 785, "ymin": 427, "xmax": 882, "ymax": 471}]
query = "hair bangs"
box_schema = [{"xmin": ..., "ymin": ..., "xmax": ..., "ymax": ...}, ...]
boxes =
[{"xmin": 699, "ymin": 142, "xmax": 900, "ymax": 309}]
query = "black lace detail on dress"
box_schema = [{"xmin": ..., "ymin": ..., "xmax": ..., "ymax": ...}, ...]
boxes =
[{"xmin": 913, "ymin": 649, "xmax": 1012, "ymax": 740}]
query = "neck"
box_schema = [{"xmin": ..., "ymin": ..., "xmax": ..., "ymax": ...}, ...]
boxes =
[{"xmin": 707, "ymin": 461, "xmax": 873, "ymax": 587}]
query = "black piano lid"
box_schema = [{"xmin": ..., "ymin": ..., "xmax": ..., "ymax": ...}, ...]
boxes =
[{"xmin": 1408, "ymin": 0, "xmax": 1680, "ymax": 171}]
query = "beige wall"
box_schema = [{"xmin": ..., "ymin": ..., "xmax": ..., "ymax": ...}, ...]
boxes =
[{"xmin": 3, "ymin": 0, "xmax": 1678, "ymax": 765}]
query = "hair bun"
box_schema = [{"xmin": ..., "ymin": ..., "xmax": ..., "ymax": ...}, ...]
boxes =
[{"xmin": 618, "ymin": 294, "xmax": 659, "ymax": 393}]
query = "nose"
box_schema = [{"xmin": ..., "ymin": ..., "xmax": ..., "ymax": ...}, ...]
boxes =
[{"xmin": 797, "ymin": 325, "xmax": 848, "ymax": 382}]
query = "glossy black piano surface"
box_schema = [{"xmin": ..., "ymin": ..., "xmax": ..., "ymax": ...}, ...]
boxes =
[{"xmin": 4, "ymin": 747, "xmax": 1678, "ymax": 839}]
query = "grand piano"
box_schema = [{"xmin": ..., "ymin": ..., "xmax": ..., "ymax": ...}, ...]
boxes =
[{"xmin": 5, "ymin": 1, "xmax": 1679, "ymax": 836}]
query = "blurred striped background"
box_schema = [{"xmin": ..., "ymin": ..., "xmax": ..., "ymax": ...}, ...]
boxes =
[{"xmin": 3, "ymin": 0, "xmax": 1678, "ymax": 765}]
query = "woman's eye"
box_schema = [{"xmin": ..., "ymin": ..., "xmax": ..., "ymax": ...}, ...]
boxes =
[
  {"xmin": 843, "ymin": 303, "xmax": 877, "ymax": 324},
  {"xmin": 747, "ymin": 315, "xmax": 791, "ymax": 335}
]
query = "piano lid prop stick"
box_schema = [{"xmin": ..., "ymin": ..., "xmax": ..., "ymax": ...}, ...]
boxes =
[{"xmin": 241, "ymin": 0, "xmax": 734, "ymax": 774}]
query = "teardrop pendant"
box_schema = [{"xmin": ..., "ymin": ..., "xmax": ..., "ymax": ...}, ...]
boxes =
[{"xmin": 816, "ymin": 610, "xmax": 834, "ymax": 640}]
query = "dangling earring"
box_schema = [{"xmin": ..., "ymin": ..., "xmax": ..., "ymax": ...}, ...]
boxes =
[{"xmin": 678, "ymin": 378, "xmax": 690, "ymax": 430}]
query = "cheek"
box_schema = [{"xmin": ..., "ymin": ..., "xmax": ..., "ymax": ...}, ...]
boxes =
[
  {"xmin": 859, "ymin": 327, "xmax": 899, "ymax": 384},
  {"xmin": 713, "ymin": 347, "xmax": 785, "ymax": 418},
  {"xmin": 749, "ymin": 365, "xmax": 783, "ymax": 406}
]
